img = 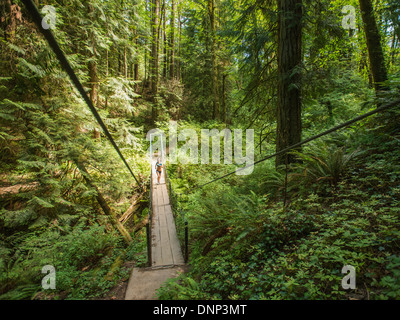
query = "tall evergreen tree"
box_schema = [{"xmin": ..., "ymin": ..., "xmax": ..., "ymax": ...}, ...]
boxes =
[
  {"xmin": 169, "ymin": 0, "xmax": 176, "ymax": 79},
  {"xmin": 359, "ymin": 0, "xmax": 388, "ymax": 94},
  {"xmin": 275, "ymin": 0, "xmax": 303, "ymax": 167},
  {"xmin": 150, "ymin": 0, "xmax": 160, "ymax": 121},
  {"xmin": 208, "ymin": 0, "xmax": 220, "ymax": 120}
]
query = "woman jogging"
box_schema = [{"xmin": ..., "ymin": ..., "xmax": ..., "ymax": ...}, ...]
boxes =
[{"xmin": 155, "ymin": 158, "xmax": 163, "ymax": 184}]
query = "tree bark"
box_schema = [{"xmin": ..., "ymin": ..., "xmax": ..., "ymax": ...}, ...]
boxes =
[
  {"xmin": 359, "ymin": 0, "xmax": 388, "ymax": 93},
  {"xmin": 134, "ymin": 59, "xmax": 139, "ymax": 81},
  {"xmin": 162, "ymin": 0, "xmax": 168, "ymax": 80},
  {"xmin": 150, "ymin": 0, "xmax": 160, "ymax": 121},
  {"xmin": 2, "ymin": 0, "xmax": 14, "ymax": 41},
  {"xmin": 118, "ymin": 193, "xmax": 145, "ymax": 224},
  {"xmin": 390, "ymin": 33, "xmax": 397, "ymax": 68},
  {"xmin": 106, "ymin": 47, "xmax": 109, "ymax": 77},
  {"xmin": 150, "ymin": 0, "xmax": 160, "ymax": 95},
  {"xmin": 88, "ymin": 3, "xmax": 99, "ymax": 108},
  {"xmin": 134, "ymin": 56, "xmax": 139, "ymax": 93},
  {"xmin": 88, "ymin": 59, "xmax": 99, "ymax": 106},
  {"xmin": 208, "ymin": 0, "xmax": 220, "ymax": 120},
  {"xmin": 124, "ymin": 45, "xmax": 128, "ymax": 79},
  {"xmin": 275, "ymin": 0, "xmax": 303, "ymax": 167},
  {"xmin": 169, "ymin": 0, "xmax": 175, "ymax": 79},
  {"xmin": 222, "ymin": 73, "xmax": 227, "ymax": 123},
  {"xmin": 176, "ymin": 1, "xmax": 182, "ymax": 82},
  {"xmin": 144, "ymin": 41, "xmax": 148, "ymax": 86},
  {"xmin": 87, "ymin": 2, "xmax": 101, "ymax": 146},
  {"xmin": 2, "ymin": 0, "xmax": 22, "ymax": 42}
]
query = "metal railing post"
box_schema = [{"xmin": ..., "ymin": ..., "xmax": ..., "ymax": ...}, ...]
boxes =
[
  {"xmin": 184, "ymin": 219, "xmax": 188, "ymax": 263},
  {"xmin": 146, "ymin": 221, "xmax": 151, "ymax": 267}
]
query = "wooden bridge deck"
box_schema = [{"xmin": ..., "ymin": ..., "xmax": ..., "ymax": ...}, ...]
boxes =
[
  {"xmin": 150, "ymin": 160, "xmax": 184, "ymax": 267},
  {"xmin": 125, "ymin": 160, "xmax": 185, "ymax": 300}
]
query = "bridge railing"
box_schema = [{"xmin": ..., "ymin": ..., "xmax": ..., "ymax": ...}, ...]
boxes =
[
  {"xmin": 164, "ymin": 164, "xmax": 189, "ymax": 263},
  {"xmin": 146, "ymin": 166, "xmax": 152, "ymax": 267}
]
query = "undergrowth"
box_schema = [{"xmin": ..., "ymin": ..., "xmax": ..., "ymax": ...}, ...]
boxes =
[{"xmin": 157, "ymin": 108, "xmax": 400, "ymax": 300}]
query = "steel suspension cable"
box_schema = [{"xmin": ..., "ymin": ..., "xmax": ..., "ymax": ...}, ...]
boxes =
[
  {"xmin": 21, "ymin": 0, "xmax": 143, "ymax": 191},
  {"xmin": 193, "ymin": 98, "xmax": 400, "ymax": 191}
]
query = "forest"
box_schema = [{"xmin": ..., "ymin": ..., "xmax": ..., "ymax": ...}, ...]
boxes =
[{"xmin": 0, "ymin": 0, "xmax": 399, "ymax": 301}]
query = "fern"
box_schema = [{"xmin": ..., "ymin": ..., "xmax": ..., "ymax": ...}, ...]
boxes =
[
  {"xmin": 0, "ymin": 284, "xmax": 40, "ymax": 300},
  {"xmin": 17, "ymin": 58, "xmax": 46, "ymax": 78},
  {"xmin": 292, "ymin": 143, "xmax": 361, "ymax": 186}
]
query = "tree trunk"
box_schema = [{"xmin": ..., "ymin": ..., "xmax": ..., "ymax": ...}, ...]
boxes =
[
  {"xmin": 222, "ymin": 73, "xmax": 227, "ymax": 123},
  {"xmin": 150, "ymin": 0, "xmax": 160, "ymax": 94},
  {"xmin": 359, "ymin": 0, "xmax": 388, "ymax": 93},
  {"xmin": 144, "ymin": 41, "xmax": 148, "ymax": 86},
  {"xmin": 134, "ymin": 44, "xmax": 139, "ymax": 93},
  {"xmin": 163, "ymin": 31, "xmax": 168, "ymax": 80},
  {"xmin": 275, "ymin": 0, "xmax": 303, "ymax": 167},
  {"xmin": 88, "ymin": 59, "xmax": 99, "ymax": 106},
  {"xmin": 119, "ymin": 193, "xmax": 145, "ymax": 225},
  {"xmin": 161, "ymin": 0, "xmax": 167, "ymax": 80},
  {"xmin": 208, "ymin": 0, "xmax": 220, "ymax": 120},
  {"xmin": 88, "ymin": 2, "xmax": 100, "ymax": 146},
  {"xmin": 93, "ymin": 128, "xmax": 101, "ymax": 141},
  {"xmin": 2, "ymin": 0, "xmax": 14, "ymax": 41},
  {"xmin": 150, "ymin": 0, "xmax": 160, "ymax": 120},
  {"xmin": 106, "ymin": 47, "xmax": 109, "ymax": 77},
  {"xmin": 124, "ymin": 45, "xmax": 128, "ymax": 79},
  {"xmin": 118, "ymin": 52, "xmax": 122, "ymax": 76},
  {"xmin": 177, "ymin": 4, "xmax": 182, "ymax": 81},
  {"xmin": 390, "ymin": 33, "xmax": 397, "ymax": 68},
  {"xmin": 88, "ymin": 3, "xmax": 99, "ymax": 108},
  {"xmin": 169, "ymin": 0, "xmax": 175, "ymax": 79}
]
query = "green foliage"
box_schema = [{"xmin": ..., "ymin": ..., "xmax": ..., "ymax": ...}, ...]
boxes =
[
  {"xmin": 0, "ymin": 222, "xmax": 148, "ymax": 300},
  {"xmin": 0, "ymin": 0, "xmax": 151, "ymax": 300},
  {"xmin": 159, "ymin": 114, "xmax": 400, "ymax": 300},
  {"xmin": 1, "ymin": 0, "xmax": 399, "ymax": 302},
  {"xmin": 373, "ymin": 255, "xmax": 400, "ymax": 299},
  {"xmin": 292, "ymin": 142, "xmax": 362, "ymax": 187}
]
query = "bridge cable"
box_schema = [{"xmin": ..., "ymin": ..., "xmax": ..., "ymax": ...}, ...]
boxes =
[
  {"xmin": 192, "ymin": 98, "xmax": 400, "ymax": 191},
  {"xmin": 21, "ymin": 0, "xmax": 143, "ymax": 191}
]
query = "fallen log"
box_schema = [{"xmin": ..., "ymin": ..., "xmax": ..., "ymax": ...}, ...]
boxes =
[
  {"xmin": 74, "ymin": 159, "xmax": 133, "ymax": 245},
  {"xmin": 0, "ymin": 182, "xmax": 39, "ymax": 197},
  {"xmin": 134, "ymin": 216, "xmax": 149, "ymax": 233},
  {"xmin": 118, "ymin": 193, "xmax": 145, "ymax": 225}
]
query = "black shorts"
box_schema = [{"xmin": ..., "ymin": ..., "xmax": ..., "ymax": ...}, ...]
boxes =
[{"xmin": 156, "ymin": 170, "xmax": 161, "ymax": 175}]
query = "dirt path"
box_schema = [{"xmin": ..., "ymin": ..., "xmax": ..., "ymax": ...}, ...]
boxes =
[{"xmin": 125, "ymin": 265, "xmax": 186, "ymax": 300}]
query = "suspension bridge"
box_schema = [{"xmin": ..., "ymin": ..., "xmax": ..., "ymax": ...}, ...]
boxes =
[{"xmin": 125, "ymin": 155, "xmax": 186, "ymax": 300}]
